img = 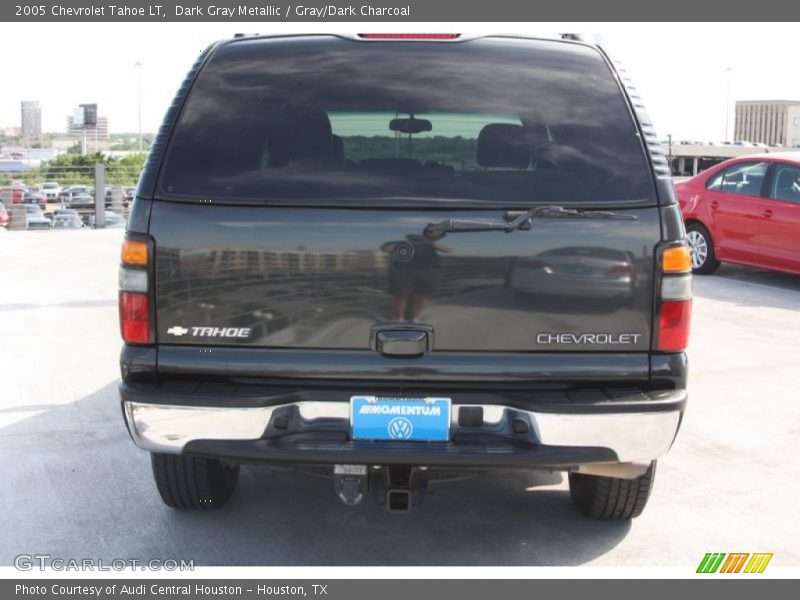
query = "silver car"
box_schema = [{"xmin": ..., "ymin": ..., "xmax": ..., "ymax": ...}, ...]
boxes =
[{"xmin": 25, "ymin": 205, "xmax": 51, "ymax": 230}]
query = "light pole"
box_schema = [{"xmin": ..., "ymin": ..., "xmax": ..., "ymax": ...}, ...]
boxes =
[
  {"xmin": 724, "ymin": 67, "xmax": 734, "ymax": 142},
  {"xmin": 133, "ymin": 61, "xmax": 143, "ymax": 152},
  {"xmin": 667, "ymin": 133, "xmax": 674, "ymax": 175}
]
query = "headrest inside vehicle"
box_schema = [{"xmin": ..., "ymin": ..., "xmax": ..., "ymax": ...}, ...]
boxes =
[{"xmin": 477, "ymin": 124, "xmax": 530, "ymax": 169}]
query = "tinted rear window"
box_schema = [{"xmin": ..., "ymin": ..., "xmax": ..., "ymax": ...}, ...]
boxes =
[{"xmin": 159, "ymin": 36, "xmax": 654, "ymax": 206}]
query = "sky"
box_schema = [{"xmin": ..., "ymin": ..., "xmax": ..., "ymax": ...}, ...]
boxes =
[{"xmin": 0, "ymin": 22, "xmax": 798, "ymax": 141}]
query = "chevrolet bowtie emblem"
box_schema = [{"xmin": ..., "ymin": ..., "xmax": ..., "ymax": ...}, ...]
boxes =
[{"xmin": 167, "ymin": 326, "xmax": 189, "ymax": 336}]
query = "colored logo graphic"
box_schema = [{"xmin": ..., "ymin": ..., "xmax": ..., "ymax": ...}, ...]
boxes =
[
  {"xmin": 387, "ymin": 417, "xmax": 413, "ymax": 440},
  {"xmin": 696, "ymin": 553, "xmax": 773, "ymax": 574}
]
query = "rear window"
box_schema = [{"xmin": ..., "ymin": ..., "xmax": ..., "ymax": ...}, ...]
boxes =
[{"xmin": 159, "ymin": 36, "xmax": 654, "ymax": 206}]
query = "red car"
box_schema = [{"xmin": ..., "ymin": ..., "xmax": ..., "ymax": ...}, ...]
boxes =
[
  {"xmin": 675, "ymin": 153, "xmax": 800, "ymax": 275},
  {"xmin": 0, "ymin": 186, "xmax": 25, "ymax": 205}
]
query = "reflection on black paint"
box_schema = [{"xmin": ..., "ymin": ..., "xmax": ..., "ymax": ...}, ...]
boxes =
[
  {"xmin": 381, "ymin": 234, "xmax": 450, "ymax": 322},
  {"xmin": 509, "ymin": 246, "xmax": 637, "ymax": 307},
  {"xmin": 151, "ymin": 203, "xmax": 660, "ymax": 351}
]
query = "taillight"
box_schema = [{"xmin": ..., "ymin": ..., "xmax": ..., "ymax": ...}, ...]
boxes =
[
  {"xmin": 662, "ymin": 246, "xmax": 692, "ymax": 273},
  {"xmin": 357, "ymin": 33, "xmax": 460, "ymax": 40},
  {"xmin": 657, "ymin": 300, "xmax": 692, "ymax": 351},
  {"xmin": 656, "ymin": 244, "xmax": 692, "ymax": 351},
  {"xmin": 121, "ymin": 239, "xmax": 148, "ymax": 266},
  {"xmin": 119, "ymin": 292, "xmax": 151, "ymax": 344},
  {"xmin": 609, "ymin": 264, "xmax": 632, "ymax": 274},
  {"xmin": 119, "ymin": 238, "xmax": 152, "ymax": 344}
]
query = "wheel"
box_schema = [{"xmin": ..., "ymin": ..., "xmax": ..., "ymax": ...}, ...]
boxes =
[
  {"xmin": 686, "ymin": 223, "xmax": 720, "ymax": 274},
  {"xmin": 568, "ymin": 461, "xmax": 656, "ymax": 519},
  {"xmin": 150, "ymin": 453, "xmax": 240, "ymax": 509}
]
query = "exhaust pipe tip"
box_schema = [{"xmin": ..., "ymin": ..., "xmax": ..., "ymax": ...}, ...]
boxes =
[{"xmin": 386, "ymin": 489, "xmax": 412, "ymax": 512}]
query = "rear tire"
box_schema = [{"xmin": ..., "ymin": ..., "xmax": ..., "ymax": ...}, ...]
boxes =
[
  {"xmin": 686, "ymin": 223, "xmax": 720, "ymax": 274},
  {"xmin": 568, "ymin": 461, "xmax": 656, "ymax": 519},
  {"xmin": 151, "ymin": 453, "xmax": 239, "ymax": 509}
]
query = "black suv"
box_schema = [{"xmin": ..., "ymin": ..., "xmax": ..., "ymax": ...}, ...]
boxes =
[{"xmin": 118, "ymin": 34, "xmax": 691, "ymax": 519}]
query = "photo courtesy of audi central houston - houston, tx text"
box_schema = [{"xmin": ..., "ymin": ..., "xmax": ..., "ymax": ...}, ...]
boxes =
[{"xmin": 0, "ymin": 6, "xmax": 799, "ymax": 586}]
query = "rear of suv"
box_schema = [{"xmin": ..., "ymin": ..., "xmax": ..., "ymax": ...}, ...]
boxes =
[{"xmin": 119, "ymin": 34, "xmax": 690, "ymax": 519}]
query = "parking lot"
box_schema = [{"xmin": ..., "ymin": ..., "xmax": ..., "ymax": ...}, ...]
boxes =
[{"xmin": 1, "ymin": 228, "xmax": 799, "ymax": 567}]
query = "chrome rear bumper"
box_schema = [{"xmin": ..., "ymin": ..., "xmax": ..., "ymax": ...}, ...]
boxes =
[{"xmin": 123, "ymin": 390, "xmax": 684, "ymax": 465}]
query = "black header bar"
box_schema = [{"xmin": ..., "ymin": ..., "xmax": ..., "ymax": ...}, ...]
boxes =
[{"xmin": 3, "ymin": 0, "xmax": 800, "ymax": 22}]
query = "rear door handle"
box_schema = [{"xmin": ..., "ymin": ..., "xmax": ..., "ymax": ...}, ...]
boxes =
[
  {"xmin": 710, "ymin": 201, "xmax": 719, "ymax": 210},
  {"xmin": 370, "ymin": 323, "xmax": 434, "ymax": 356},
  {"xmin": 762, "ymin": 209, "xmax": 773, "ymax": 218}
]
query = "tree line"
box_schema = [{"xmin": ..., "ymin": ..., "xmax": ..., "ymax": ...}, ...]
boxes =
[{"xmin": 1, "ymin": 152, "xmax": 146, "ymax": 187}]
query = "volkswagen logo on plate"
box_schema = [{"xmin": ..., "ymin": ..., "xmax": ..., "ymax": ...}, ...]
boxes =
[{"xmin": 387, "ymin": 417, "xmax": 413, "ymax": 440}]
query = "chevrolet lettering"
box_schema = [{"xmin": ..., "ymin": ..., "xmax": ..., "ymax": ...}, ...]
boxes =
[
  {"xmin": 118, "ymin": 33, "xmax": 691, "ymax": 518},
  {"xmin": 536, "ymin": 333, "xmax": 643, "ymax": 345}
]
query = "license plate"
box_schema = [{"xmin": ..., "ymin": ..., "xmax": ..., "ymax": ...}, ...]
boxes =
[
  {"xmin": 350, "ymin": 396, "xmax": 451, "ymax": 442},
  {"xmin": 567, "ymin": 264, "xmax": 593, "ymax": 275}
]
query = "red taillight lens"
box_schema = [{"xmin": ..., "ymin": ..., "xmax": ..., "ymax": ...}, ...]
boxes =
[
  {"xmin": 657, "ymin": 300, "xmax": 692, "ymax": 351},
  {"xmin": 119, "ymin": 291, "xmax": 151, "ymax": 344},
  {"xmin": 609, "ymin": 264, "xmax": 632, "ymax": 274},
  {"xmin": 358, "ymin": 33, "xmax": 460, "ymax": 40}
]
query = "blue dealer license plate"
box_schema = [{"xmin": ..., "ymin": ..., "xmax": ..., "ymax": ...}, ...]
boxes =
[{"xmin": 350, "ymin": 396, "xmax": 451, "ymax": 442}]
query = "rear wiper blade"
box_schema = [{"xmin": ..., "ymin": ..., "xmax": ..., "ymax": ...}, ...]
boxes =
[{"xmin": 423, "ymin": 205, "xmax": 637, "ymax": 239}]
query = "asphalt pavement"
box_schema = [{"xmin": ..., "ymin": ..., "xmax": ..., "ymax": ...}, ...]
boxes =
[{"xmin": 1, "ymin": 228, "xmax": 798, "ymax": 566}]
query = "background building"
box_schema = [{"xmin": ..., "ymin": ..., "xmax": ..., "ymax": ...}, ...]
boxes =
[
  {"xmin": 20, "ymin": 101, "xmax": 42, "ymax": 139},
  {"xmin": 66, "ymin": 115, "xmax": 110, "ymax": 141},
  {"xmin": 734, "ymin": 100, "xmax": 800, "ymax": 147},
  {"xmin": 66, "ymin": 105, "xmax": 110, "ymax": 152}
]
